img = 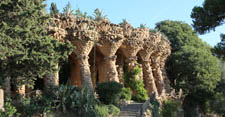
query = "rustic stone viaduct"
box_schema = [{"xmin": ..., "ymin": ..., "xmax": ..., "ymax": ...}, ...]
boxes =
[{"xmin": 46, "ymin": 14, "xmax": 171, "ymax": 97}]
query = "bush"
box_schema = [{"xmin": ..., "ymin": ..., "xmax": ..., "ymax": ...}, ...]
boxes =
[
  {"xmin": 161, "ymin": 99, "xmax": 180, "ymax": 117},
  {"xmin": 46, "ymin": 84, "xmax": 99, "ymax": 117},
  {"xmin": 0, "ymin": 98, "xmax": 20, "ymax": 117},
  {"xmin": 96, "ymin": 104, "xmax": 120, "ymax": 117},
  {"xmin": 14, "ymin": 84, "xmax": 99, "ymax": 117},
  {"xmin": 123, "ymin": 66, "xmax": 148, "ymax": 102},
  {"xmin": 107, "ymin": 104, "xmax": 120, "ymax": 116},
  {"xmin": 96, "ymin": 81, "xmax": 123, "ymax": 105},
  {"xmin": 96, "ymin": 105, "xmax": 109, "ymax": 117},
  {"xmin": 120, "ymin": 88, "xmax": 132, "ymax": 101}
]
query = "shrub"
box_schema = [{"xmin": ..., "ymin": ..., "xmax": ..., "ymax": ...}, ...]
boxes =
[
  {"xmin": 95, "ymin": 104, "xmax": 120, "ymax": 117},
  {"xmin": 46, "ymin": 84, "xmax": 99, "ymax": 117},
  {"xmin": 161, "ymin": 99, "xmax": 180, "ymax": 117},
  {"xmin": 107, "ymin": 104, "xmax": 120, "ymax": 116},
  {"xmin": 120, "ymin": 88, "xmax": 132, "ymax": 101},
  {"xmin": 0, "ymin": 98, "xmax": 20, "ymax": 117},
  {"xmin": 123, "ymin": 66, "xmax": 148, "ymax": 102},
  {"xmin": 96, "ymin": 81, "xmax": 123, "ymax": 105},
  {"xmin": 96, "ymin": 105, "xmax": 109, "ymax": 117}
]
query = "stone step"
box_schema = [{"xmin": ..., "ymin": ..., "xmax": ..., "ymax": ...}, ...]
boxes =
[{"xmin": 119, "ymin": 102, "xmax": 143, "ymax": 117}]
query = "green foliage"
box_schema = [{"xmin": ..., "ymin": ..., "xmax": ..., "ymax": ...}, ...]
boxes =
[
  {"xmin": 0, "ymin": 0, "xmax": 73, "ymax": 88},
  {"xmin": 96, "ymin": 105, "xmax": 109, "ymax": 117},
  {"xmin": 155, "ymin": 20, "xmax": 209, "ymax": 53},
  {"xmin": 46, "ymin": 84, "xmax": 99, "ymax": 116},
  {"xmin": 123, "ymin": 66, "xmax": 148, "ymax": 102},
  {"xmin": 50, "ymin": 2, "xmax": 59, "ymax": 16},
  {"xmin": 94, "ymin": 8, "xmax": 107, "ymax": 21},
  {"xmin": 149, "ymin": 93, "xmax": 160, "ymax": 117},
  {"xmin": 15, "ymin": 95, "xmax": 53, "ymax": 117},
  {"xmin": 63, "ymin": 2, "xmax": 73, "ymax": 16},
  {"xmin": 96, "ymin": 81, "xmax": 123, "ymax": 105},
  {"xmin": 96, "ymin": 104, "xmax": 120, "ymax": 117},
  {"xmin": 209, "ymin": 80, "xmax": 225, "ymax": 116},
  {"xmin": 120, "ymin": 88, "xmax": 132, "ymax": 101},
  {"xmin": 107, "ymin": 104, "xmax": 120, "ymax": 116},
  {"xmin": 161, "ymin": 100, "xmax": 180, "ymax": 117},
  {"xmin": 156, "ymin": 20, "xmax": 221, "ymax": 115},
  {"xmin": 0, "ymin": 98, "xmax": 20, "ymax": 117},
  {"xmin": 191, "ymin": 0, "xmax": 225, "ymax": 34}
]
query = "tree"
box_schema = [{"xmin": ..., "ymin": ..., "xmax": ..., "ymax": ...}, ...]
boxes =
[
  {"xmin": 155, "ymin": 20, "xmax": 212, "ymax": 87},
  {"xmin": 94, "ymin": 8, "xmax": 107, "ymax": 21},
  {"xmin": 0, "ymin": 0, "xmax": 73, "ymax": 88},
  {"xmin": 50, "ymin": 2, "xmax": 59, "ymax": 16},
  {"xmin": 156, "ymin": 20, "xmax": 221, "ymax": 115},
  {"xmin": 191, "ymin": 0, "xmax": 225, "ymax": 34},
  {"xmin": 63, "ymin": 2, "xmax": 73, "ymax": 16}
]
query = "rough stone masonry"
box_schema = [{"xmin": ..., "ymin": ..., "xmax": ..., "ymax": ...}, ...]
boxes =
[{"xmin": 45, "ymin": 14, "xmax": 171, "ymax": 99}]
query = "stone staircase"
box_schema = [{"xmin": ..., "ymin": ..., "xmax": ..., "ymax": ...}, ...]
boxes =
[{"xmin": 119, "ymin": 102, "xmax": 143, "ymax": 117}]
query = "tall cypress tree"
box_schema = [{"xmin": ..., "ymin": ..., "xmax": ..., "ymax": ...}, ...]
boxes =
[{"xmin": 0, "ymin": 0, "xmax": 73, "ymax": 88}]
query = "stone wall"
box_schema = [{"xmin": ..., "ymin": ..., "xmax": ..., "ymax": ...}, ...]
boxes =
[{"xmin": 48, "ymin": 14, "xmax": 171, "ymax": 97}]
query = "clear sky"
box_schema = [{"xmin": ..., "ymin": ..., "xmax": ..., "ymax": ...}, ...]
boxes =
[{"xmin": 45, "ymin": 0, "xmax": 225, "ymax": 46}]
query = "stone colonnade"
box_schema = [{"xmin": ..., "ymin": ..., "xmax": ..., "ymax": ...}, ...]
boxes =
[{"xmin": 47, "ymin": 14, "xmax": 171, "ymax": 97}]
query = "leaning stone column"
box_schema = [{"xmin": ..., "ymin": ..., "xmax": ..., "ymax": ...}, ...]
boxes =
[
  {"xmin": 139, "ymin": 32, "xmax": 161, "ymax": 96},
  {"xmin": 159, "ymin": 36, "xmax": 171, "ymax": 94},
  {"xmin": 120, "ymin": 27, "xmax": 148, "ymax": 81},
  {"xmin": 70, "ymin": 17, "xmax": 99, "ymax": 92},
  {"xmin": 46, "ymin": 19, "xmax": 69, "ymax": 87},
  {"xmin": 151, "ymin": 38, "xmax": 166, "ymax": 97},
  {"xmin": 97, "ymin": 19, "xmax": 124, "ymax": 82}
]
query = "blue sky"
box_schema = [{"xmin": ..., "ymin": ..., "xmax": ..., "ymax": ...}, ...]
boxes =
[{"xmin": 45, "ymin": 0, "xmax": 225, "ymax": 46}]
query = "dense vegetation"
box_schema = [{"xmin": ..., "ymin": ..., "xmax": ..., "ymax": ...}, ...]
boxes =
[
  {"xmin": 156, "ymin": 20, "xmax": 221, "ymax": 116},
  {"xmin": 0, "ymin": 0, "xmax": 225, "ymax": 116}
]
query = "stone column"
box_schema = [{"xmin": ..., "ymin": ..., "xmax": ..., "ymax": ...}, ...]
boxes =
[
  {"xmin": 103, "ymin": 55, "xmax": 119, "ymax": 82},
  {"xmin": 44, "ymin": 63, "xmax": 59, "ymax": 88},
  {"xmin": 77, "ymin": 55, "xmax": 94, "ymax": 91},
  {"xmin": 141, "ymin": 59, "xmax": 158, "ymax": 96},
  {"xmin": 116, "ymin": 52, "xmax": 125, "ymax": 84},
  {"xmin": 0, "ymin": 89, "xmax": 4, "ymax": 111},
  {"xmin": 138, "ymin": 32, "xmax": 161, "ymax": 96},
  {"xmin": 151, "ymin": 54, "xmax": 165, "ymax": 97},
  {"xmin": 70, "ymin": 40, "xmax": 95, "ymax": 92},
  {"xmin": 70, "ymin": 54, "xmax": 82, "ymax": 87},
  {"xmin": 3, "ymin": 77, "xmax": 11, "ymax": 96},
  {"xmin": 16, "ymin": 85, "xmax": 26, "ymax": 97}
]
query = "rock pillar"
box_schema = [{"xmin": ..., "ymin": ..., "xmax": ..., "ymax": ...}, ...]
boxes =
[
  {"xmin": 151, "ymin": 52, "xmax": 165, "ymax": 97},
  {"xmin": 3, "ymin": 77, "xmax": 11, "ymax": 96},
  {"xmin": 97, "ymin": 19, "xmax": 124, "ymax": 82},
  {"xmin": 139, "ymin": 32, "xmax": 161, "ymax": 96},
  {"xmin": 44, "ymin": 63, "xmax": 59, "ymax": 88},
  {"xmin": 70, "ymin": 41, "xmax": 95, "ymax": 92},
  {"xmin": 0, "ymin": 89, "xmax": 4, "ymax": 111},
  {"xmin": 70, "ymin": 52, "xmax": 81, "ymax": 87},
  {"xmin": 16, "ymin": 85, "xmax": 26, "ymax": 97}
]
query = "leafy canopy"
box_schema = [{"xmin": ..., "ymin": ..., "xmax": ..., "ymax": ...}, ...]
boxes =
[
  {"xmin": 0, "ymin": 0, "xmax": 73, "ymax": 87},
  {"xmin": 191, "ymin": 0, "xmax": 225, "ymax": 34}
]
